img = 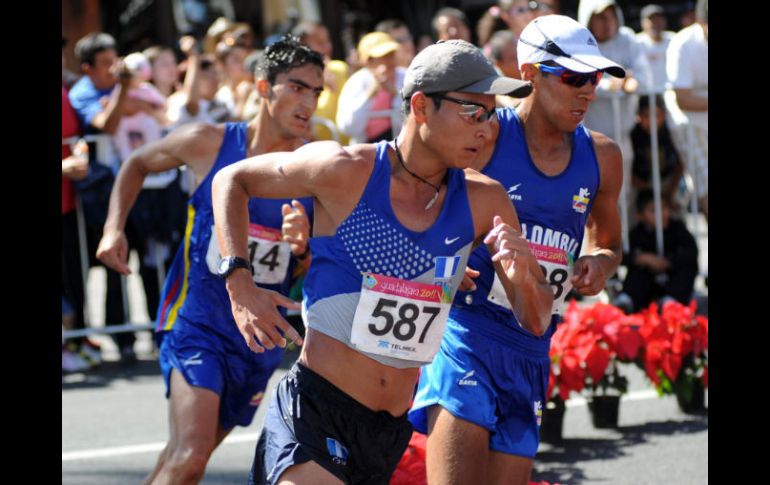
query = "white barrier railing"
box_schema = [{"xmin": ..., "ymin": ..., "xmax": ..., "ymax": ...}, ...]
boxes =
[{"xmin": 63, "ymin": 136, "xmax": 154, "ymax": 339}]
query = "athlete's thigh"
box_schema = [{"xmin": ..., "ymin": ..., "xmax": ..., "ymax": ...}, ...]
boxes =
[
  {"xmin": 168, "ymin": 368, "xmax": 221, "ymax": 449},
  {"xmin": 426, "ymin": 405, "xmax": 490, "ymax": 485},
  {"xmin": 488, "ymin": 450, "xmax": 533, "ymax": 485},
  {"xmin": 277, "ymin": 460, "xmax": 344, "ymax": 485}
]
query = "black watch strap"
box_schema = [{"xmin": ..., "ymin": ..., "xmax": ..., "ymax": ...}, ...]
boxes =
[{"xmin": 217, "ymin": 256, "xmax": 252, "ymax": 279}]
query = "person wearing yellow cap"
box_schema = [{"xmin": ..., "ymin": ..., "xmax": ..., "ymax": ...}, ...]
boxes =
[{"xmin": 336, "ymin": 32, "xmax": 404, "ymax": 144}]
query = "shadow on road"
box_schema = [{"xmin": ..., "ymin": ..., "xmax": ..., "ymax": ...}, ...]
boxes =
[{"xmin": 532, "ymin": 415, "xmax": 708, "ymax": 484}]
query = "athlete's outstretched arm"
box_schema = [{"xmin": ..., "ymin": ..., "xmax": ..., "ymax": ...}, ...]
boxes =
[
  {"xmin": 96, "ymin": 122, "xmax": 221, "ymax": 274},
  {"xmin": 572, "ymin": 131, "xmax": 624, "ymax": 295},
  {"xmin": 211, "ymin": 141, "xmax": 361, "ymax": 353},
  {"xmin": 466, "ymin": 171, "xmax": 553, "ymax": 335}
]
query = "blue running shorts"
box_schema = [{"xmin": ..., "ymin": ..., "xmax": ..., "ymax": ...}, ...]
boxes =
[
  {"xmin": 159, "ymin": 320, "xmax": 284, "ymax": 430},
  {"xmin": 409, "ymin": 311, "xmax": 551, "ymax": 458}
]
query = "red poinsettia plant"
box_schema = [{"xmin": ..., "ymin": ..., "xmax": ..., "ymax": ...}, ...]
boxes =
[
  {"xmin": 548, "ymin": 301, "xmax": 645, "ymax": 401},
  {"xmin": 637, "ymin": 300, "xmax": 708, "ymax": 399}
]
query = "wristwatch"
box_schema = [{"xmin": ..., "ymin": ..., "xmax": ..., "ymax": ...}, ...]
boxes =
[{"xmin": 216, "ymin": 256, "xmax": 252, "ymax": 279}]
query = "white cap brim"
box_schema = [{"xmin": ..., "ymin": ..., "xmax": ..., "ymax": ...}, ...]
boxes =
[{"xmin": 554, "ymin": 54, "xmax": 626, "ymax": 78}]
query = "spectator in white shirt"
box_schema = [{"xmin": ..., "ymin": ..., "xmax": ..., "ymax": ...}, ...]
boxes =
[{"xmin": 336, "ymin": 32, "xmax": 405, "ymax": 144}]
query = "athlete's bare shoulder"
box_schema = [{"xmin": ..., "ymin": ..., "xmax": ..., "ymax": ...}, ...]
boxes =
[
  {"xmin": 289, "ymin": 141, "xmax": 377, "ymax": 181},
  {"xmin": 463, "ymin": 167, "xmax": 508, "ymax": 194},
  {"xmin": 170, "ymin": 121, "xmax": 225, "ymax": 144},
  {"xmin": 156, "ymin": 122, "xmax": 225, "ymax": 180},
  {"xmin": 587, "ymin": 129, "xmax": 622, "ymax": 169}
]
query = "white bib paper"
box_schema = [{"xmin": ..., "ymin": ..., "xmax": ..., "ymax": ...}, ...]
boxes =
[
  {"xmin": 206, "ymin": 223, "xmax": 291, "ymax": 285},
  {"xmin": 487, "ymin": 241, "xmax": 574, "ymax": 316},
  {"xmin": 351, "ymin": 273, "xmax": 454, "ymax": 363}
]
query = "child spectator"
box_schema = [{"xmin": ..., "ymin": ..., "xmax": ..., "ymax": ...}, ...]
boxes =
[{"xmin": 613, "ymin": 189, "xmax": 698, "ymax": 313}]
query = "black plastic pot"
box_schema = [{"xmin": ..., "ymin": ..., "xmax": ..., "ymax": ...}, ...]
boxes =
[
  {"xmin": 589, "ymin": 395, "xmax": 621, "ymax": 428},
  {"xmin": 540, "ymin": 398, "xmax": 566, "ymax": 444}
]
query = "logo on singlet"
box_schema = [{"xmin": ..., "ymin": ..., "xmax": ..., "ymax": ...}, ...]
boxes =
[
  {"xmin": 458, "ymin": 370, "xmax": 478, "ymax": 386},
  {"xmin": 326, "ymin": 437, "xmax": 349, "ymax": 465},
  {"xmin": 572, "ymin": 187, "xmax": 591, "ymax": 213},
  {"xmin": 507, "ymin": 183, "xmax": 523, "ymax": 201}
]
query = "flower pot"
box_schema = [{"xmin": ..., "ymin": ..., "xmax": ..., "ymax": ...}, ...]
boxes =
[
  {"xmin": 539, "ymin": 398, "xmax": 565, "ymax": 444},
  {"xmin": 675, "ymin": 377, "xmax": 706, "ymax": 414},
  {"xmin": 588, "ymin": 395, "xmax": 620, "ymax": 428}
]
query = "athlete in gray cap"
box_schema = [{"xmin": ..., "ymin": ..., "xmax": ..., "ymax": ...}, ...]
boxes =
[{"xmin": 212, "ymin": 39, "xmax": 552, "ymax": 485}]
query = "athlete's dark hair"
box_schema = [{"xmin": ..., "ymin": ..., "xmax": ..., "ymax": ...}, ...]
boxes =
[
  {"xmin": 254, "ymin": 35, "xmax": 324, "ymax": 84},
  {"xmin": 75, "ymin": 32, "xmax": 117, "ymax": 66},
  {"xmin": 401, "ymin": 93, "xmax": 443, "ymax": 117}
]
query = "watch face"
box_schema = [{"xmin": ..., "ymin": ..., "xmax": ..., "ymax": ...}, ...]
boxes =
[{"xmin": 218, "ymin": 258, "xmax": 232, "ymax": 276}]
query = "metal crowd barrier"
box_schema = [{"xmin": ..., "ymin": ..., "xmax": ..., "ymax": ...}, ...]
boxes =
[
  {"xmin": 607, "ymin": 89, "xmax": 706, "ymax": 260},
  {"xmin": 63, "ymin": 135, "xmax": 160, "ymax": 340}
]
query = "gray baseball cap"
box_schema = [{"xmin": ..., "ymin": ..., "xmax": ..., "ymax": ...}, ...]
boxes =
[{"xmin": 401, "ymin": 39, "xmax": 532, "ymax": 100}]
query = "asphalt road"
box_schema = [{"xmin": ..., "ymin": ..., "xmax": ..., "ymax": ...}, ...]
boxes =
[{"xmin": 63, "ymin": 342, "xmax": 707, "ymax": 485}]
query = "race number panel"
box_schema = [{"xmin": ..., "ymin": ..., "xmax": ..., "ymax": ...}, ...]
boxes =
[
  {"xmin": 206, "ymin": 224, "xmax": 291, "ymax": 284},
  {"xmin": 351, "ymin": 273, "xmax": 453, "ymax": 363},
  {"xmin": 486, "ymin": 242, "xmax": 573, "ymax": 316}
]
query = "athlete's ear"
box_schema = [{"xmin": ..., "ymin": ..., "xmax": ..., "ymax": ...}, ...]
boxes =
[
  {"xmin": 410, "ymin": 92, "xmax": 430, "ymax": 123},
  {"xmin": 521, "ymin": 64, "xmax": 538, "ymax": 83},
  {"xmin": 256, "ymin": 78, "xmax": 271, "ymax": 99}
]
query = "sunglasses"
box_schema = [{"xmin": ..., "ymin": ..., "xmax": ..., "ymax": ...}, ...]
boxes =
[
  {"xmin": 430, "ymin": 94, "xmax": 497, "ymax": 123},
  {"xmin": 534, "ymin": 63, "xmax": 603, "ymax": 87}
]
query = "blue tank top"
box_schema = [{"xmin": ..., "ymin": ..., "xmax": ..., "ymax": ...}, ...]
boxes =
[
  {"xmin": 303, "ymin": 140, "xmax": 475, "ymax": 368},
  {"xmin": 451, "ymin": 107, "xmax": 600, "ymax": 342},
  {"xmin": 155, "ymin": 123, "xmax": 313, "ymax": 343}
]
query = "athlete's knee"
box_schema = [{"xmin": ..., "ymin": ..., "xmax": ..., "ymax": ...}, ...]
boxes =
[{"xmin": 164, "ymin": 444, "xmax": 214, "ymax": 481}]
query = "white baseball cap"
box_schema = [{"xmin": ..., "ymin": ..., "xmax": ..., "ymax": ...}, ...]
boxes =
[{"xmin": 517, "ymin": 15, "xmax": 626, "ymax": 78}]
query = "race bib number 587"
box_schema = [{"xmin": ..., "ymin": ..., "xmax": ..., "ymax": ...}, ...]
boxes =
[{"xmin": 351, "ymin": 273, "xmax": 452, "ymax": 363}]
